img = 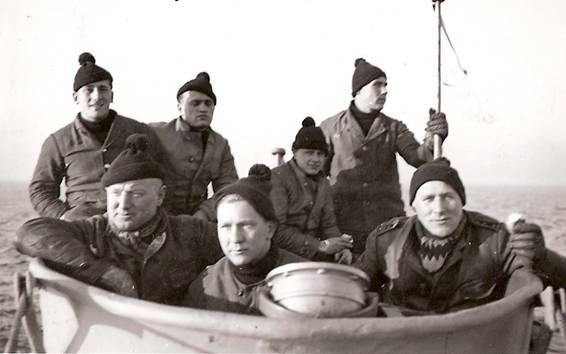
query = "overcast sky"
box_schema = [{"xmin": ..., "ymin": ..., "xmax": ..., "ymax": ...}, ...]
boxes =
[{"xmin": 1, "ymin": 0, "xmax": 565, "ymax": 186}]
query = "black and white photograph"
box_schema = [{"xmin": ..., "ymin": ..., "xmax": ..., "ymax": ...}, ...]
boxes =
[{"xmin": 1, "ymin": 0, "xmax": 565, "ymax": 352}]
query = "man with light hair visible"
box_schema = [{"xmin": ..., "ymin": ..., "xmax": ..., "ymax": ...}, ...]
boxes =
[
  {"xmin": 151, "ymin": 72, "xmax": 238, "ymax": 220},
  {"xmin": 184, "ymin": 164, "xmax": 304, "ymax": 314},
  {"xmin": 29, "ymin": 52, "xmax": 164, "ymax": 221},
  {"xmin": 16, "ymin": 134, "xmax": 221, "ymax": 305}
]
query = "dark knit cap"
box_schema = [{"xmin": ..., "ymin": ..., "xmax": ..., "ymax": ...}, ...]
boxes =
[
  {"xmin": 176, "ymin": 72, "xmax": 217, "ymax": 104},
  {"xmin": 101, "ymin": 134, "xmax": 164, "ymax": 187},
  {"xmin": 291, "ymin": 117, "xmax": 328, "ymax": 153},
  {"xmin": 351, "ymin": 58, "xmax": 387, "ymax": 97},
  {"xmin": 409, "ymin": 158, "xmax": 466, "ymax": 205},
  {"xmin": 73, "ymin": 52, "xmax": 113, "ymax": 92},
  {"xmin": 214, "ymin": 164, "xmax": 277, "ymax": 222}
]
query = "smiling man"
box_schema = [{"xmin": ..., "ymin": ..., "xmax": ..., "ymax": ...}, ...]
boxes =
[
  {"xmin": 320, "ymin": 58, "xmax": 449, "ymax": 257},
  {"xmin": 354, "ymin": 158, "xmax": 543, "ymax": 314},
  {"xmin": 270, "ymin": 117, "xmax": 353, "ymax": 263},
  {"xmin": 29, "ymin": 52, "xmax": 164, "ymax": 221},
  {"xmin": 183, "ymin": 164, "xmax": 303, "ymax": 314},
  {"xmin": 151, "ymin": 72, "xmax": 238, "ymax": 220},
  {"xmin": 16, "ymin": 134, "xmax": 222, "ymax": 305}
]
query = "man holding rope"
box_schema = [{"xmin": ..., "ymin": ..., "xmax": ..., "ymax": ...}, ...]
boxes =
[{"xmin": 320, "ymin": 58, "xmax": 448, "ymax": 257}]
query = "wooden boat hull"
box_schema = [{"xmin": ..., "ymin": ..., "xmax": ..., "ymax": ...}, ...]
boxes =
[{"xmin": 28, "ymin": 258, "xmax": 542, "ymax": 353}]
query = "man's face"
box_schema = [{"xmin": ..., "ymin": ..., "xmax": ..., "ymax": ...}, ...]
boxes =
[
  {"xmin": 106, "ymin": 178, "xmax": 165, "ymax": 232},
  {"xmin": 412, "ymin": 181, "xmax": 463, "ymax": 237},
  {"xmin": 217, "ymin": 198, "xmax": 276, "ymax": 267},
  {"xmin": 177, "ymin": 91, "xmax": 215, "ymax": 129},
  {"xmin": 73, "ymin": 79, "xmax": 113, "ymax": 122},
  {"xmin": 293, "ymin": 148, "xmax": 326, "ymax": 176},
  {"xmin": 354, "ymin": 77, "xmax": 388, "ymax": 113}
]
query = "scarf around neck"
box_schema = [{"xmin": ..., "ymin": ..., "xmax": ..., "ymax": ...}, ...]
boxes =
[
  {"xmin": 111, "ymin": 207, "xmax": 167, "ymax": 255},
  {"xmin": 415, "ymin": 215, "xmax": 466, "ymax": 273}
]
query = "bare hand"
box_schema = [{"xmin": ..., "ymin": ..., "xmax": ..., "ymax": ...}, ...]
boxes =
[
  {"xmin": 318, "ymin": 237, "xmax": 353, "ymax": 255},
  {"xmin": 334, "ymin": 249, "xmax": 353, "ymax": 265}
]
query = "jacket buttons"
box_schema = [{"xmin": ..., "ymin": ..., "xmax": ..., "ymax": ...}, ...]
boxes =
[
  {"xmin": 189, "ymin": 157, "xmax": 195, "ymax": 162},
  {"xmin": 104, "ymin": 163, "xmax": 111, "ymax": 169},
  {"xmin": 237, "ymin": 290, "xmax": 244, "ymax": 296},
  {"xmin": 102, "ymin": 148, "xmax": 108, "ymax": 153},
  {"xmin": 363, "ymin": 182, "xmax": 368, "ymax": 187},
  {"xmin": 362, "ymin": 146, "xmax": 368, "ymax": 151}
]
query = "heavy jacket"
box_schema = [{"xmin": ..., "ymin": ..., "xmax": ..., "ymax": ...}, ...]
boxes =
[
  {"xmin": 535, "ymin": 250, "xmax": 566, "ymax": 289},
  {"xmin": 29, "ymin": 112, "xmax": 165, "ymax": 219},
  {"xmin": 271, "ymin": 160, "xmax": 341, "ymax": 259},
  {"xmin": 14, "ymin": 212, "xmax": 222, "ymax": 305},
  {"xmin": 320, "ymin": 108, "xmax": 433, "ymax": 253},
  {"xmin": 151, "ymin": 118, "xmax": 238, "ymax": 219},
  {"xmin": 354, "ymin": 211, "xmax": 526, "ymax": 314},
  {"xmin": 183, "ymin": 249, "xmax": 303, "ymax": 314}
]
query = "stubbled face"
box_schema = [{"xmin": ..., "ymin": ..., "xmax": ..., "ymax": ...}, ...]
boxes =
[
  {"xmin": 73, "ymin": 79, "xmax": 113, "ymax": 122},
  {"xmin": 354, "ymin": 77, "xmax": 388, "ymax": 113},
  {"xmin": 217, "ymin": 198, "xmax": 276, "ymax": 267},
  {"xmin": 106, "ymin": 178, "xmax": 165, "ymax": 232},
  {"xmin": 412, "ymin": 181, "xmax": 464, "ymax": 237},
  {"xmin": 293, "ymin": 149, "xmax": 327, "ymax": 176},
  {"xmin": 178, "ymin": 91, "xmax": 215, "ymax": 129}
]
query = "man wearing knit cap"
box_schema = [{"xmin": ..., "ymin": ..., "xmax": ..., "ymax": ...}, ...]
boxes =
[
  {"xmin": 16, "ymin": 134, "xmax": 222, "ymax": 305},
  {"xmin": 151, "ymin": 72, "xmax": 238, "ymax": 220},
  {"xmin": 320, "ymin": 58, "xmax": 449, "ymax": 256},
  {"xmin": 270, "ymin": 117, "xmax": 353, "ymax": 263},
  {"xmin": 353, "ymin": 158, "xmax": 544, "ymax": 314},
  {"xmin": 29, "ymin": 52, "xmax": 165, "ymax": 221},
  {"xmin": 183, "ymin": 164, "xmax": 304, "ymax": 314}
]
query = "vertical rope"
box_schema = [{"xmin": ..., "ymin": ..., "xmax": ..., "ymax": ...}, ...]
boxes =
[{"xmin": 433, "ymin": 0, "xmax": 443, "ymax": 159}]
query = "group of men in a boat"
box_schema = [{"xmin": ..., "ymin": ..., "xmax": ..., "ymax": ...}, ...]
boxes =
[{"xmin": 15, "ymin": 52, "xmax": 566, "ymax": 317}]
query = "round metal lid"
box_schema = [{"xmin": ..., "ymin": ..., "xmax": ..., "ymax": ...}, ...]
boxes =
[{"xmin": 266, "ymin": 261, "xmax": 370, "ymax": 284}]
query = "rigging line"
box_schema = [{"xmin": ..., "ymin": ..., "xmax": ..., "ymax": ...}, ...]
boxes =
[
  {"xmin": 440, "ymin": 15, "xmax": 468, "ymax": 75},
  {"xmin": 431, "ymin": 3, "xmax": 468, "ymax": 77}
]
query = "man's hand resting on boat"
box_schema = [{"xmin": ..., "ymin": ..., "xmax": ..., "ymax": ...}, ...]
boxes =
[
  {"xmin": 509, "ymin": 222, "xmax": 546, "ymax": 263},
  {"xmin": 99, "ymin": 265, "xmax": 139, "ymax": 298}
]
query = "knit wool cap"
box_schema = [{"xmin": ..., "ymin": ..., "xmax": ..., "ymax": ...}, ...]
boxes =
[
  {"xmin": 409, "ymin": 158, "xmax": 466, "ymax": 205},
  {"xmin": 351, "ymin": 58, "xmax": 387, "ymax": 97},
  {"xmin": 73, "ymin": 52, "xmax": 113, "ymax": 92},
  {"xmin": 176, "ymin": 72, "xmax": 217, "ymax": 104},
  {"xmin": 292, "ymin": 117, "xmax": 328, "ymax": 153},
  {"xmin": 101, "ymin": 134, "xmax": 164, "ymax": 187},
  {"xmin": 214, "ymin": 164, "xmax": 277, "ymax": 222}
]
